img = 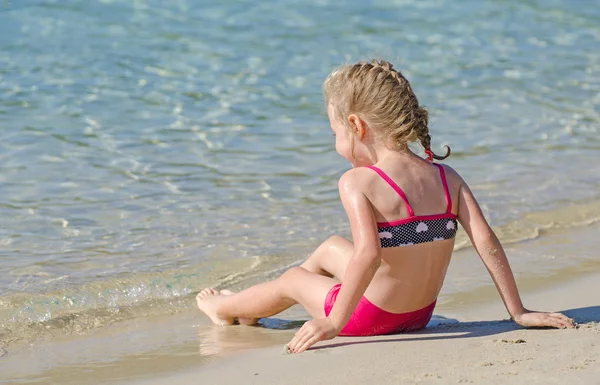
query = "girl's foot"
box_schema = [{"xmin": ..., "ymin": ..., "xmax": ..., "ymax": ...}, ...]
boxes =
[
  {"xmin": 196, "ymin": 288, "xmax": 235, "ymax": 326},
  {"xmin": 196, "ymin": 288, "xmax": 259, "ymax": 326}
]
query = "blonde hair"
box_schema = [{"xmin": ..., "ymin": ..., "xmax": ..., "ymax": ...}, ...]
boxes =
[{"xmin": 323, "ymin": 59, "xmax": 450, "ymax": 160}]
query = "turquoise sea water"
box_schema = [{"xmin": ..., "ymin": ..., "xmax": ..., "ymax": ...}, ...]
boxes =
[{"xmin": 0, "ymin": 0, "xmax": 599, "ymax": 344}]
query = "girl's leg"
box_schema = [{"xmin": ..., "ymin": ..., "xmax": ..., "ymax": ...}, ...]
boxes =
[
  {"xmin": 300, "ymin": 236, "xmax": 354, "ymax": 280},
  {"xmin": 198, "ymin": 289, "xmax": 259, "ymax": 325},
  {"xmin": 196, "ymin": 267, "xmax": 337, "ymax": 325}
]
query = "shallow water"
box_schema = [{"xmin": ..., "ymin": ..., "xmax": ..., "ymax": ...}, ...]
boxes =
[{"xmin": 0, "ymin": 0, "xmax": 599, "ymax": 346}]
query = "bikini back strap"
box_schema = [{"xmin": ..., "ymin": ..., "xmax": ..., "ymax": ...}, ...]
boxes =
[
  {"xmin": 365, "ymin": 166, "xmax": 415, "ymax": 217},
  {"xmin": 433, "ymin": 163, "xmax": 452, "ymax": 213}
]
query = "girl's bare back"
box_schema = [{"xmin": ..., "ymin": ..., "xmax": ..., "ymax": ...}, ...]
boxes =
[{"xmin": 357, "ymin": 158, "xmax": 459, "ymax": 313}]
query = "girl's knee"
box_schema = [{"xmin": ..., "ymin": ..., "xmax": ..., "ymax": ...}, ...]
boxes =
[
  {"xmin": 281, "ymin": 266, "xmax": 306, "ymax": 280},
  {"xmin": 326, "ymin": 235, "xmax": 352, "ymax": 249},
  {"xmin": 328, "ymin": 235, "xmax": 345, "ymax": 243},
  {"xmin": 278, "ymin": 267, "xmax": 308, "ymax": 296},
  {"xmin": 278, "ymin": 266, "xmax": 311, "ymax": 287},
  {"xmin": 315, "ymin": 236, "xmax": 346, "ymax": 256},
  {"xmin": 324, "ymin": 235, "xmax": 343, "ymax": 248}
]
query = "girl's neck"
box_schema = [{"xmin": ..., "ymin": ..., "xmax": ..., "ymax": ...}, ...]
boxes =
[{"xmin": 354, "ymin": 145, "xmax": 423, "ymax": 168}]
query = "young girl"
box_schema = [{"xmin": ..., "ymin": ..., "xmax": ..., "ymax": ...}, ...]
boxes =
[{"xmin": 196, "ymin": 59, "xmax": 575, "ymax": 354}]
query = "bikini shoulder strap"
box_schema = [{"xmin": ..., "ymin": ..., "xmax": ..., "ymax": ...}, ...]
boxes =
[
  {"xmin": 365, "ymin": 166, "xmax": 415, "ymax": 217},
  {"xmin": 433, "ymin": 163, "xmax": 452, "ymax": 213}
]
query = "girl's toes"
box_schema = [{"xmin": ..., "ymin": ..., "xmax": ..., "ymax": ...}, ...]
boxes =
[
  {"xmin": 198, "ymin": 288, "xmax": 213, "ymax": 298},
  {"xmin": 196, "ymin": 288, "xmax": 222, "ymax": 302}
]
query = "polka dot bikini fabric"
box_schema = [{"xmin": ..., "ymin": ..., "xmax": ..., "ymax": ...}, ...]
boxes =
[{"xmin": 378, "ymin": 217, "xmax": 458, "ymax": 248}]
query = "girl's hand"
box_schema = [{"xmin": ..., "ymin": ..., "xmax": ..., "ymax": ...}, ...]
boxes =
[
  {"xmin": 513, "ymin": 310, "xmax": 576, "ymax": 329},
  {"xmin": 287, "ymin": 318, "xmax": 340, "ymax": 354}
]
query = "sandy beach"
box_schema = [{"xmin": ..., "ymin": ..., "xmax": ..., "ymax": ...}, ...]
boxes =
[{"xmin": 133, "ymin": 272, "xmax": 600, "ymax": 385}]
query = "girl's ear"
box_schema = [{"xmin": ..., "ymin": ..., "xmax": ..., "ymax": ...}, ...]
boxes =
[{"xmin": 348, "ymin": 114, "xmax": 367, "ymax": 139}]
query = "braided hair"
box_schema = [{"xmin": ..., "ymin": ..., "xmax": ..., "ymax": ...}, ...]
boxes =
[{"xmin": 324, "ymin": 59, "xmax": 450, "ymax": 160}]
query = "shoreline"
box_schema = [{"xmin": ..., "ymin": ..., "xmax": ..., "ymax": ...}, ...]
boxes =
[
  {"xmin": 1, "ymin": 222, "xmax": 599, "ymax": 384},
  {"xmin": 131, "ymin": 270, "xmax": 600, "ymax": 385},
  {"xmin": 2, "ymin": 198, "xmax": 599, "ymax": 354}
]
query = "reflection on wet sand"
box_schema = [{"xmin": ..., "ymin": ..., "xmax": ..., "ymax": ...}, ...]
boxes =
[{"xmin": 198, "ymin": 317, "xmax": 306, "ymax": 357}]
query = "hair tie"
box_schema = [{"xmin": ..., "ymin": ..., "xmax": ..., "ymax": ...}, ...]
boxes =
[{"xmin": 425, "ymin": 149, "xmax": 434, "ymax": 162}]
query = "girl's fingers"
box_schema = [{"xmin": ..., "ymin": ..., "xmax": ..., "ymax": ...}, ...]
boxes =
[
  {"xmin": 296, "ymin": 335, "xmax": 320, "ymax": 354},
  {"xmin": 288, "ymin": 334, "xmax": 300, "ymax": 352},
  {"xmin": 551, "ymin": 313, "xmax": 575, "ymax": 325},
  {"xmin": 288, "ymin": 326, "xmax": 308, "ymax": 351},
  {"xmin": 543, "ymin": 314, "xmax": 560, "ymax": 326},
  {"xmin": 295, "ymin": 325, "xmax": 309, "ymax": 340},
  {"xmin": 548, "ymin": 313, "xmax": 575, "ymax": 328},
  {"xmin": 543, "ymin": 314, "xmax": 571, "ymax": 329},
  {"xmin": 291, "ymin": 333, "xmax": 311, "ymax": 353},
  {"xmin": 544, "ymin": 315, "xmax": 562, "ymax": 328}
]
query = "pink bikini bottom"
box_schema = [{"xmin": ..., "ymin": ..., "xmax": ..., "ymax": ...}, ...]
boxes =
[{"xmin": 324, "ymin": 283, "xmax": 436, "ymax": 336}]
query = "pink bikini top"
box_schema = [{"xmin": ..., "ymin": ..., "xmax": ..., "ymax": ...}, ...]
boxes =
[{"xmin": 366, "ymin": 164, "xmax": 458, "ymax": 248}]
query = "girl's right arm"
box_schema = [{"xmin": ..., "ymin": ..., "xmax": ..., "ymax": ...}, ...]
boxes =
[{"xmin": 455, "ymin": 170, "xmax": 574, "ymax": 329}]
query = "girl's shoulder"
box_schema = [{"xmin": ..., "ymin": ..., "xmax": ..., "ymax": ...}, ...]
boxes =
[
  {"xmin": 337, "ymin": 167, "xmax": 379, "ymax": 194},
  {"xmin": 436, "ymin": 163, "xmax": 466, "ymax": 190}
]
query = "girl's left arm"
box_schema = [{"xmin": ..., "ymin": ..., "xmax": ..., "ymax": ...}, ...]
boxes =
[{"xmin": 287, "ymin": 170, "xmax": 381, "ymax": 353}]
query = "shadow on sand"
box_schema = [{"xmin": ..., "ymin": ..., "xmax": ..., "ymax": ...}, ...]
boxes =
[
  {"xmin": 197, "ymin": 306, "xmax": 599, "ymax": 355},
  {"xmin": 309, "ymin": 305, "xmax": 600, "ymax": 351}
]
